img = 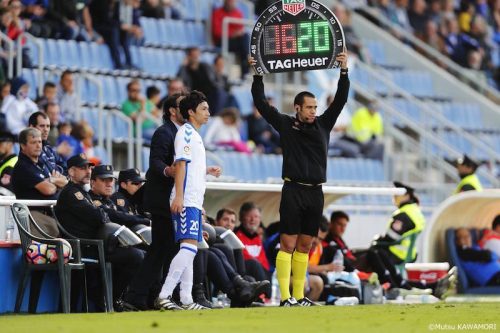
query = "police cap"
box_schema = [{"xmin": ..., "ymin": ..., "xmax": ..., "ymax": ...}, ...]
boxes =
[
  {"xmin": 118, "ymin": 168, "xmax": 145, "ymax": 184},
  {"xmin": 0, "ymin": 131, "xmax": 16, "ymax": 142},
  {"xmin": 456, "ymin": 154, "xmax": 479, "ymax": 170},
  {"xmin": 91, "ymin": 165, "xmax": 116, "ymax": 179},
  {"xmin": 393, "ymin": 181, "xmax": 415, "ymax": 196},
  {"xmin": 67, "ymin": 153, "xmax": 95, "ymax": 169}
]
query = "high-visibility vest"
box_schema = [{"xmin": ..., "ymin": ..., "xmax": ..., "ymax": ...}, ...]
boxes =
[
  {"xmin": 388, "ymin": 203, "xmax": 425, "ymax": 262},
  {"xmin": 453, "ymin": 173, "xmax": 483, "ymax": 194},
  {"xmin": 348, "ymin": 107, "xmax": 383, "ymax": 143},
  {"xmin": 0, "ymin": 155, "xmax": 17, "ymax": 176}
]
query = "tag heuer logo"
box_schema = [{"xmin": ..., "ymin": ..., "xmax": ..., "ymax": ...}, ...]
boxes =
[{"xmin": 283, "ymin": 0, "xmax": 305, "ymax": 16}]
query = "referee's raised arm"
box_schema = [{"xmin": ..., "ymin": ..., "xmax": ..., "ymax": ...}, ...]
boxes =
[
  {"xmin": 249, "ymin": 57, "xmax": 282, "ymax": 130},
  {"xmin": 318, "ymin": 49, "xmax": 351, "ymax": 130}
]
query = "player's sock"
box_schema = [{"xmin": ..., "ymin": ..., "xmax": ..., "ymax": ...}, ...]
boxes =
[
  {"xmin": 159, "ymin": 243, "xmax": 197, "ymax": 300},
  {"xmin": 276, "ymin": 250, "xmax": 292, "ymax": 301},
  {"xmin": 178, "ymin": 243, "xmax": 197, "ymax": 305},
  {"xmin": 291, "ymin": 251, "xmax": 309, "ymax": 300}
]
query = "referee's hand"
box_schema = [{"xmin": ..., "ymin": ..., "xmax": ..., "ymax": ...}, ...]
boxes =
[
  {"xmin": 336, "ymin": 46, "xmax": 348, "ymax": 69},
  {"xmin": 248, "ymin": 56, "xmax": 262, "ymax": 76}
]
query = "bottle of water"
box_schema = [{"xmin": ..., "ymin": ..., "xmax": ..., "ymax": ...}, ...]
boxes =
[
  {"xmin": 334, "ymin": 296, "xmax": 359, "ymax": 306},
  {"xmin": 5, "ymin": 215, "xmax": 15, "ymax": 242},
  {"xmin": 333, "ymin": 249, "xmax": 344, "ymax": 267},
  {"xmin": 271, "ymin": 270, "xmax": 281, "ymax": 305}
]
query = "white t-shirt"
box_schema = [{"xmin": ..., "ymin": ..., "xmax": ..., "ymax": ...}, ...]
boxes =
[{"xmin": 172, "ymin": 123, "xmax": 206, "ymax": 210}]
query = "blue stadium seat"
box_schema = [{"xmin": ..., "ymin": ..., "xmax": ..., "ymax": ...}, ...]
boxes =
[
  {"xmin": 142, "ymin": 147, "xmax": 150, "ymax": 171},
  {"xmin": 232, "ymin": 85, "xmax": 253, "ymax": 116},
  {"xmin": 57, "ymin": 39, "xmax": 79, "ymax": 69}
]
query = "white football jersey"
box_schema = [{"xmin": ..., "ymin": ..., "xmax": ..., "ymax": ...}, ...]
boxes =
[{"xmin": 172, "ymin": 123, "xmax": 206, "ymax": 210}]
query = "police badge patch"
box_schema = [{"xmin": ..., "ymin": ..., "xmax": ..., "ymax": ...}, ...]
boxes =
[
  {"xmin": 117, "ymin": 199, "xmax": 125, "ymax": 207},
  {"xmin": 93, "ymin": 200, "xmax": 102, "ymax": 207},
  {"xmin": 74, "ymin": 192, "xmax": 84, "ymax": 200}
]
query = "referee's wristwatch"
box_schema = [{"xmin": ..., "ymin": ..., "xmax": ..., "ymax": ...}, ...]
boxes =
[{"xmin": 340, "ymin": 68, "xmax": 348, "ymax": 75}]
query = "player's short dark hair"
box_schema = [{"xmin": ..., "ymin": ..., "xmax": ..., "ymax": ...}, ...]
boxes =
[
  {"xmin": 216, "ymin": 208, "xmax": 236, "ymax": 221},
  {"xmin": 330, "ymin": 210, "xmax": 349, "ymax": 223},
  {"xmin": 493, "ymin": 215, "xmax": 500, "ymax": 230},
  {"xmin": 28, "ymin": 111, "xmax": 48, "ymax": 127},
  {"xmin": 293, "ymin": 91, "xmax": 315, "ymax": 107},
  {"xmin": 319, "ymin": 216, "xmax": 329, "ymax": 232},
  {"xmin": 43, "ymin": 102, "xmax": 58, "ymax": 112},
  {"xmin": 146, "ymin": 85, "xmax": 160, "ymax": 99},
  {"xmin": 60, "ymin": 70, "xmax": 72, "ymax": 80},
  {"xmin": 179, "ymin": 90, "xmax": 207, "ymax": 120},
  {"xmin": 239, "ymin": 202, "xmax": 260, "ymax": 221},
  {"xmin": 127, "ymin": 79, "xmax": 140, "ymax": 91}
]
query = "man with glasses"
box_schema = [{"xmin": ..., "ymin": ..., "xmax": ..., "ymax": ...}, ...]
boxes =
[{"xmin": 111, "ymin": 168, "xmax": 147, "ymax": 216}]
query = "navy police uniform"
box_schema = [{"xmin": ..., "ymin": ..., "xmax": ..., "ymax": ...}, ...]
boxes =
[
  {"xmin": 55, "ymin": 155, "xmax": 144, "ymax": 305},
  {"xmin": 111, "ymin": 168, "xmax": 147, "ymax": 216}
]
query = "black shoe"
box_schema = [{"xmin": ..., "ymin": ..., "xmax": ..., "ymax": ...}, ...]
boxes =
[
  {"xmin": 297, "ymin": 297, "xmax": 320, "ymax": 306},
  {"xmin": 154, "ymin": 296, "xmax": 183, "ymax": 310},
  {"xmin": 280, "ymin": 297, "xmax": 299, "ymax": 307},
  {"xmin": 233, "ymin": 276, "xmax": 270, "ymax": 302},
  {"xmin": 122, "ymin": 299, "xmax": 149, "ymax": 311},
  {"xmin": 192, "ymin": 283, "xmax": 212, "ymax": 309}
]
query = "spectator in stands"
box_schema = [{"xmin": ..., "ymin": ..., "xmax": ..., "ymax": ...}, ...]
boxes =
[
  {"xmin": 71, "ymin": 120, "xmax": 100, "ymax": 165},
  {"xmin": 177, "ymin": 47, "xmax": 217, "ymax": 108},
  {"xmin": 28, "ymin": 111, "xmax": 67, "ymax": 174},
  {"xmin": 12, "ymin": 128, "xmax": 67, "ymax": 237},
  {"xmin": 146, "ymin": 85, "xmax": 161, "ymax": 116},
  {"xmin": 204, "ymin": 107, "xmax": 250, "ymax": 153},
  {"xmin": 20, "ymin": 0, "xmax": 75, "ymax": 39},
  {"xmin": 35, "ymin": 81, "xmax": 57, "ymax": 110},
  {"xmin": 235, "ymin": 202, "xmax": 271, "ymax": 284},
  {"xmin": 453, "ymin": 154, "xmax": 483, "ymax": 193},
  {"xmin": 443, "ymin": 16, "xmax": 481, "ymax": 67},
  {"xmin": 120, "ymin": 0, "xmax": 144, "ymax": 47},
  {"xmin": 56, "ymin": 121, "xmax": 82, "ymax": 160},
  {"xmin": 246, "ymin": 101, "xmax": 280, "ymax": 154},
  {"xmin": 141, "ymin": 0, "xmax": 182, "ymax": 19},
  {"xmin": 455, "ymin": 227, "xmax": 500, "ymax": 287},
  {"xmin": 479, "ymin": 215, "xmax": 500, "ymax": 258},
  {"xmin": 55, "ymin": 154, "xmax": 144, "ymax": 309},
  {"xmin": 110, "ymin": 168, "xmax": 147, "ymax": 216},
  {"xmin": 0, "ymin": 131, "xmax": 17, "ymax": 194},
  {"xmin": 44, "ymin": 101, "xmax": 60, "ymax": 145},
  {"xmin": 57, "ymin": 71, "xmax": 79, "ymax": 122},
  {"xmin": 158, "ymin": 77, "xmax": 185, "ymax": 108},
  {"xmin": 212, "ymin": 54, "xmax": 236, "ymax": 115},
  {"xmin": 423, "ymin": 20, "xmax": 446, "ymax": 53},
  {"xmin": 469, "ymin": 16, "xmax": 493, "ymax": 71},
  {"xmin": 89, "ymin": 0, "xmax": 134, "ymax": 70},
  {"xmin": 347, "ymin": 101, "xmax": 384, "ymax": 160},
  {"xmin": 391, "ymin": 0, "xmax": 413, "ymax": 32},
  {"xmin": 332, "ymin": 4, "xmax": 367, "ymax": 61},
  {"xmin": 122, "ymin": 79, "xmax": 159, "ymax": 142},
  {"xmin": 211, "ymin": 0, "xmax": 250, "ymax": 77},
  {"xmin": 408, "ymin": 0, "xmax": 429, "ymax": 38},
  {"xmin": 0, "ymin": 4, "xmax": 31, "ymax": 69},
  {"xmin": 2, "ymin": 76, "xmax": 38, "ymax": 135},
  {"xmin": 0, "ymin": 81, "xmax": 10, "ymax": 111}
]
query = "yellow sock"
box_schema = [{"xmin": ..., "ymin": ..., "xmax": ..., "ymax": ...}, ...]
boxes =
[
  {"xmin": 276, "ymin": 250, "xmax": 292, "ymax": 301},
  {"xmin": 291, "ymin": 251, "xmax": 309, "ymax": 300}
]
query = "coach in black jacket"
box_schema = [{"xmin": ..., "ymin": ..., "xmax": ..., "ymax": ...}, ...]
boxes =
[{"xmin": 123, "ymin": 93, "xmax": 186, "ymax": 310}]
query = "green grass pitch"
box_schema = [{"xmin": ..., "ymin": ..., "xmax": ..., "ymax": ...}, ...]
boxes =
[{"xmin": 1, "ymin": 304, "xmax": 498, "ymax": 333}]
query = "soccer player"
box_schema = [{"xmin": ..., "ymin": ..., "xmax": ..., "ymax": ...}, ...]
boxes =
[
  {"xmin": 249, "ymin": 49, "xmax": 349, "ymax": 306},
  {"xmin": 156, "ymin": 90, "xmax": 221, "ymax": 310}
]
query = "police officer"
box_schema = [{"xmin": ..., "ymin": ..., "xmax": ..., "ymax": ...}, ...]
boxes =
[
  {"xmin": 249, "ymin": 49, "xmax": 349, "ymax": 307},
  {"xmin": 0, "ymin": 131, "xmax": 17, "ymax": 194},
  {"xmin": 89, "ymin": 165, "xmax": 150, "ymax": 228},
  {"xmin": 55, "ymin": 154, "xmax": 144, "ymax": 308},
  {"xmin": 368, "ymin": 181, "xmax": 426, "ymax": 289},
  {"xmin": 110, "ymin": 168, "xmax": 146, "ymax": 216},
  {"xmin": 454, "ymin": 154, "xmax": 483, "ymax": 194}
]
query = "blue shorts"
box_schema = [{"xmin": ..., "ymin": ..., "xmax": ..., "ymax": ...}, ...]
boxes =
[{"xmin": 172, "ymin": 207, "xmax": 203, "ymax": 243}]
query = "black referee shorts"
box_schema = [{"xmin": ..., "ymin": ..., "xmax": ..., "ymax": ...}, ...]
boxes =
[{"xmin": 279, "ymin": 181, "xmax": 324, "ymax": 237}]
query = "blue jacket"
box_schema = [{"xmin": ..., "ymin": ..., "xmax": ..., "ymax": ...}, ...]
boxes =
[{"xmin": 460, "ymin": 245, "xmax": 500, "ymax": 286}]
